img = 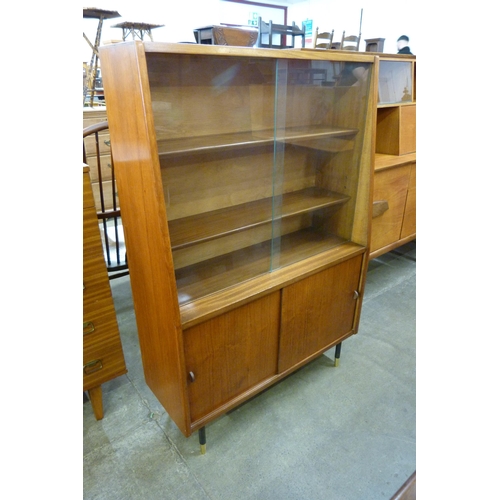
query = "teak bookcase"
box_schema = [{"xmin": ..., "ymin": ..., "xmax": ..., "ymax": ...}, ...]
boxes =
[
  {"xmin": 371, "ymin": 54, "xmax": 416, "ymax": 258},
  {"xmin": 100, "ymin": 42, "xmax": 378, "ymax": 452}
]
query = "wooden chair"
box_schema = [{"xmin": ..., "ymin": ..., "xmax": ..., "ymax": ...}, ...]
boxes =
[
  {"xmin": 313, "ymin": 27, "xmax": 334, "ymax": 49},
  {"xmin": 83, "ymin": 121, "xmax": 128, "ymax": 279},
  {"xmin": 341, "ymin": 31, "xmax": 360, "ymax": 51},
  {"xmin": 257, "ymin": 17, "xmax": 305, "ymax": 49}
]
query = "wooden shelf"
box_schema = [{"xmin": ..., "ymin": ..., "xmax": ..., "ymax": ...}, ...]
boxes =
[
  {"xmin": 168, "ymin": 187, "xmax": 350, "ymax": 250},
  {"xmin": 157, "ymin": 126, "xmax": 358, "ymax": 157},
  {"xmin": 175, "ymin": 228, "xmax": 348, "ymax": 306}
]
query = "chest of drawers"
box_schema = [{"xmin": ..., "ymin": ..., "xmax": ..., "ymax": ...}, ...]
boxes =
[{"xmin": 83, "ymin": 165, "xmax": 126, "ymax": 419}]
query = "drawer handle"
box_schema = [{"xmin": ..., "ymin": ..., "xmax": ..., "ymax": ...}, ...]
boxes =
[
  {"xmin": 188, "ymin": 371, "xmax": 196, "ymax": 382},
  {"xmin": 83, "ymin": 321, "xmax": 95, "ymax": 335},
  {"xmin": 84, "ymin": 359, "xmax": 103, "ymax": 374},
  {"xmin": 353, "ymin": 290, "xmax": 359, "ymax": 300},
  {"xmin": 372, "ymin": 200, "xmax": 389, "ymax": 218}
]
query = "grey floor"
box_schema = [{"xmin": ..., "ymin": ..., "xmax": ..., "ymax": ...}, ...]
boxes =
[{"xmin": 83, "ymin": 241, "xmax": 416, "ymax": 500}]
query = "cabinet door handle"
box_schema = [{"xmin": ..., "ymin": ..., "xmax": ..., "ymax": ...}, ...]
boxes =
[
  {"xmin": 372, "ymin": 200, "xmax": 389, "ymax": 218},
  {"xmin": 188, "ymin": 371, "xmax": 196, "ymax": 382},
  {"xmin": 353, "ymin": 290, "xmax": 359, "ymax": 300},
  {"xmin": 83, "ymin": 321, "xmax": 95, "ymax": 335},
  {"xmin": 84, "ymin": 359, "xmax": 103, "ymax": 374}
]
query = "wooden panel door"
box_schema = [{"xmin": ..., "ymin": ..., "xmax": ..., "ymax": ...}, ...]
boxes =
[
  {"xmin": 371, "ymin": 165, "xmax": 411, "ymax": 252},
  {"xmin": 279, "ymin": 255, "xmax": 362, "ymax": 372},
  {"xmin": 401, "ymin": 163, "xmax": 416, "ymax": 239},
  {"xmin": 184, "ymin": 292, "xmax": 280, "ymax": 423}
]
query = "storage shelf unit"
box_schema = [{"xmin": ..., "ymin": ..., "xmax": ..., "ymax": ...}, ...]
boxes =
[
  {"xmin": 99, "ymin": 42, "xmax": 377, "ymax": 448},
  {"xmin": 371, "ymin": 54, "xmax": 416, "ymax": 258}
]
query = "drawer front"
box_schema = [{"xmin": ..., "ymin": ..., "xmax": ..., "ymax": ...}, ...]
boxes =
[
  {"xmin": 371, "ymin": 164, "xmax": 411, "ymax": 252},
  {"xmin": 83, "ymin": 108, "xmax": 107, "ymax": 128},
  {"xmin": 83, "ymin": 296, "xmax": 119, "ymax": 336},
  {"xmin": 83, "ymin": 325, "xmax": 126, "ymax": 390}
]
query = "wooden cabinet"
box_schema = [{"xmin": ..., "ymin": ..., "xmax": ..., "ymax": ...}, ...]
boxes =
[
  {"xmin": 371, "ymin": 55, "xmax": 416, "ymax": 258},
  {"xmin": 99, "ymin": 42, "xmax": 377, "ymax": 446},
  {"xmin": 83, "ymin": 165, "xmax": 127, "ymax": 419}
]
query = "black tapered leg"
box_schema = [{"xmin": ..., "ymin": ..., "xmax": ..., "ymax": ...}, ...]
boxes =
[
  {"xmin": 334, "ymin": 342, "xmax": 342, "ymax": 367},
  {"xmin": 198, "ymin": 426, "xmax": 206, "ymax": 455}
]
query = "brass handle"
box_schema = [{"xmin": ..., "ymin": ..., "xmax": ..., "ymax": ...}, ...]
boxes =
[
  {"xmin": 189, "ymin": 371, "xmax": 196, "ymax": 382},
  {"xmin": 83, "ymin": 321, "xmax": 95, "ymax": 335},
  {"xmin": 84, "ymin": 359, "xmax": 103, "ymax": 374},
  {"xmin": 353, "ymin": 290, "xmax": 359, "ymax": 300}
]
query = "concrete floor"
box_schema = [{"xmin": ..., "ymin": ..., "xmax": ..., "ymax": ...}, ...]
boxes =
[{"xmin": 83, "ymin": 241, "xmax": 416, "ymax": 500}]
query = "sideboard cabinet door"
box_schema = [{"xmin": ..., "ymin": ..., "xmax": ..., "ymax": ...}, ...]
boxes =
[
  {"xmin": 184, "ymin": 292, "xmax": 280, "ymax": 423},
  {"xmin": 279, "ymin": 255, "xmax": 362, "ymax": 372}
]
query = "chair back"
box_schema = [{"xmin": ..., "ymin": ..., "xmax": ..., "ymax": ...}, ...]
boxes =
[
  {"xmin": 313, "ymin": 27, "xmax": 334, "ymax": 49},
  {"xmin": 83, "ymin": 121, "xmax": 128, "ymax": 279},
  {"xmin": 341, "ymin": 31, "xmax": 360, "ymax": 51}
]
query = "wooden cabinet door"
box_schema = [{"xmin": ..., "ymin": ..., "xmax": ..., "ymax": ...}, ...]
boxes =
[
  {"xmin": 184, "ymin": 292, "xmax": 280, "ymax": 423},
  {"xmin": 401, "ymin": 163, "xmax": 416, "ymax": 239},
  {"xmin": 279, "ymin": 256, "xmax": 362, "ymax": 372},
  {"xmin": 371, "ymin": 165, "xmax": 411, "ymax": 252}
]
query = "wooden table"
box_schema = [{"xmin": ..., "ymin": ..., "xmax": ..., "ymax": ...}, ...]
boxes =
[{"xmin": 112, "ymin": 21, "xmax": 164, "ymax": 41}]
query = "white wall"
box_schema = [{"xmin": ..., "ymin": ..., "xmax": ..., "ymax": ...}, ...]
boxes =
[
  {"xmin": 83, "ymin": 0, "xmax": 221, "ymax": 60},
  {"xmin": 287, "ymin": 0, "xmax": 417, "ymax": 53},
  {"xmin": 83, "ymin": 0, "xmax": 417, "ymax": 62}
]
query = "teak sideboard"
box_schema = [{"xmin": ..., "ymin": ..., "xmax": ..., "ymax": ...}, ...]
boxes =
[
  {"xmin": 371, "ymin": 54, "xmax": 416, "ymax": 258},
  {"xmin": 99, "ymin": 42, "xmax": 378, "ymax": 452}
]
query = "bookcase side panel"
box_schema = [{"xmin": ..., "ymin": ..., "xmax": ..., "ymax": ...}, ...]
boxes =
[{"xmin": 100, "ymin": 42, "xmax": 191, "ymax": 435}]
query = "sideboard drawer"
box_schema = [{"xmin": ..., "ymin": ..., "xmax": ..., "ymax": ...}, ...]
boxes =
[{"xmin": 83, "ymin": 333, "xmax": 126, "ymax": 390}]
